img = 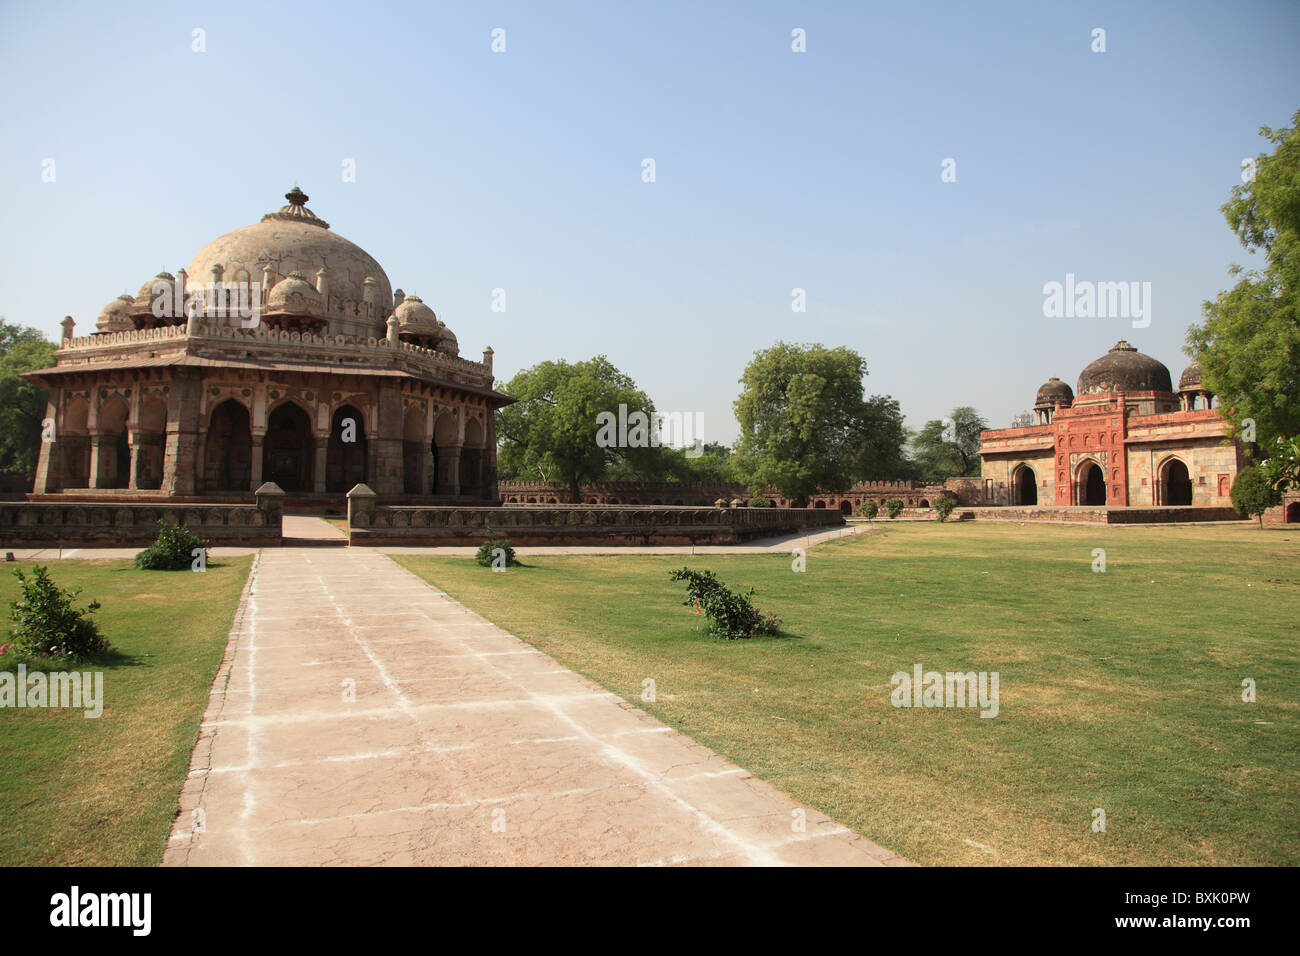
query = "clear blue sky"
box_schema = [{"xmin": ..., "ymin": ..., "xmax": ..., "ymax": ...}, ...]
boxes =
[{"xmin": 2, "ymin": 0, "xmax": 1297, "ymax": 444}]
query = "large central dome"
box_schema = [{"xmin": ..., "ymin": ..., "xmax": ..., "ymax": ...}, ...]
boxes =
[
  {"xmin": 186, "ymin": 187, "xmax": 393, "ymax": 312},
  {"xmin": 1076, "ymin": 340, "xmax": 1172, "ymax": 396}
]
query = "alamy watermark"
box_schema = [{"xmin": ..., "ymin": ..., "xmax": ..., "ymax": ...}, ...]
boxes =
[
  {"xmin": 595, "ymin": 404, "xmax": 704, "ymax": 457},
  {"xmin": 1042, "ymin": 273, "xmax": 1151, "ymax": 329},
  {"xmin": 890, "ymin": 663, "xmax": 999, "ymax": 718},
  {"xmin": 0, "ymin": 664, "xmax": 103, "ymax": 718},
  {"xmin": 149, "ymin": 275, "xmax": 262, "ymax": 328}
]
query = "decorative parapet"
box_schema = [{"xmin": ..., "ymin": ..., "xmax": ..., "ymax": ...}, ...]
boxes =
[
  {"xmin": 52, "ymin": 318, "xmax": 493, "ymax": 381},
  {"xmin": 0, "ymin": 497, "xmax": 284, "ymax": 547}
]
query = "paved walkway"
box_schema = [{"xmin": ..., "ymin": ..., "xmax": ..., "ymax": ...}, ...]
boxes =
[{"xmin": 162, "ymin": 545, "xmax": 906, "ymax": 866}]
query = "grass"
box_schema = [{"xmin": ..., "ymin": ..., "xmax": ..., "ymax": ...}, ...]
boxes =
[
  {"xmin": 394, "ymin": 523, "xmax": 1300, "ymax": 866},
  {"xmin": 0, "ymin": 556, "xmax": 252, "ymax": 865}
]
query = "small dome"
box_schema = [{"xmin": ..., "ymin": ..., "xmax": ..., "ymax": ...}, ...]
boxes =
[
  {"xmin": 133, "ymin": 272, "xmax": 175, "ymax": 312},
  {"xmin": 1077, "ymin": 341, "xmax": 1172, "ymax": 396},
  {"xmin": 96, "ymin": 294, "xmax": 135, "ymax": 332},
  {"xmin": 393, "ymin": 294, "xmax": 439, "ymax": 335},
  {"xmin": 1035, "ymin": 376, "xmax": 1073, "ymax": 408},
  {"xmin": 1179, "ymin": 360, "xmax": 1203, "ymax": 391},
  {"xmin": 437, "ymin": 325, "xmax": 459, "ymax": 356},
  {"xmin": 266, "ymin": 271, "xmax": 322, "ymax": 313}
]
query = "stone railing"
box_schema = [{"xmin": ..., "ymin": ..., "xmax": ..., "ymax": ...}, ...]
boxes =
[
  {"xmin": 0, "ymin": 483, "xmax": 285, "ymax": 547},
  {"xmin": 346, "ymin": 484, "xmax": 843, "ymax": 546}
]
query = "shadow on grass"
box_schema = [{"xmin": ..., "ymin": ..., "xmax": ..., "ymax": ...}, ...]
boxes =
[{"xmin": 1, "ymin": 646, "xmax": 149, "ymax": 674}]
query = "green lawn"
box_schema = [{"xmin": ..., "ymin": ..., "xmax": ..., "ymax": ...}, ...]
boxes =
[
  {"xmin": 394, "ymin": 523, "xmax": 1300, "ymax": 866},
  {"xmin": 0, "ymin": 556, "xmax": 252, "ymax": 865}
]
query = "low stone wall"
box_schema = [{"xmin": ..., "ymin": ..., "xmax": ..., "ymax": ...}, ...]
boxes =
[
  {"xmin": 346, "ymin": 494, "xmax": 844, "ymax": 546},
  {"xmin": 0, "ymin": 484, "xmax": 285, "ymax": 547},
  {"xmin": 953, "ymin": 505, "xmax": 1245, "ymax": 525}
]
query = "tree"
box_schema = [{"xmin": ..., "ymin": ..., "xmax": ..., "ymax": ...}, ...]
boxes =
[
  {"xmin": 846, "ymin": 395, "xmax": 911, "ymax": 480},
  {"xmin": 495, "ymin": 356, "xmax": 659, "ymax": 502},
  {"xmin": 1186, "ymin": 110, "xmax": 1300, "ymax": 447},
  {"xmin": 1260, "ymin": 435, "xmax": 1300, "ymax": 494},
  {"xmin": 909, "ymin": 407, "xmax": 988, "ymax": 480},
  {"xmin": 0, "ymin": 319, "xmax": 56, "ymax": 479},
  {"xmin": 731, "ymin": 342, "xmax": 906, "ymax": 502},
  {"xmin": 1230, "ymin": 464, "xmax": 1282, "ymax": 527}
]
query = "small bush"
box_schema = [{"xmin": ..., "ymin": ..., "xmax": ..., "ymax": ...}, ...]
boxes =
[
  {"xmin": 748, "ymin": 496, "xmax": 774, "ymax": 508},
  {"xmin": 476, "ymin": 526, "xmax": 518, "ymax": 568},
  {"xmin": 934, "ymin": 497, "xmax": 957, "ymax": 522},
  {"xmin": 1231, "ymin": 464, "xmax": 1282, "ymax": 527},
  {"xmin": 7, "ymin": 565, "xmax": 109, "ymax": 662},
  {"xmin": 134, "ymin": 520, "xmax": 207, "ymax": 571},
  {"xmin": 884, "ymin": 498, "xmax": 904, "ymax": 519},
  {"xmin": 860, "ymin": 500, "xmax": 879, "ymax": 519},
  {"xmin": 669, "ymin": 567, "xmax": 780, "ymax": 639}
]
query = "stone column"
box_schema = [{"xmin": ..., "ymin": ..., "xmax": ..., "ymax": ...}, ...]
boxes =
[
  {"xmin": 32, "ymin": 393, "xmax": 59, "ymax": 494},
  {"xmin": 250, "ymin": 431, "xmax": 264, "ymax": 490},
  {"xmin": 127, "ymin": 432, "xmax": 142, "ymax": 490},
  {"xmin": 443, "ymin": 444, "xmax": 462, "ymax": 497},
  {"xmin": 484, "ymin": 409, "xmax": 499, "ymax": 502},
  {"xmin": 161, "ymin": 370, "xmax": 203, "ymax": 496},
  {"xmin": 418, "ymin": 438, "xmax": 432, "ymax": 496},
  {"xmin": 88, "ymin": 434, "xmax": 107, "ymax": 488},
  {"xmin": 313, "ymin": 436, "xmax": 328, "ymax": 494},
  {"xmin": 193, "ymin": 428, "xmax": 208, "ymax": 493},
  {"xmin": 373, "ymin": 380, "xmax": 404, "ymax": 496}
]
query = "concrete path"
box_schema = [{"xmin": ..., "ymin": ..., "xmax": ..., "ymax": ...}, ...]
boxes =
[{"xmin": 162, "ymin": 546, "xmax": 906, "ymax": 866}]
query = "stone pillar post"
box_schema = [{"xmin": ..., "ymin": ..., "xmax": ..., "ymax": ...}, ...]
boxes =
[
  {"xmin": 418, "ymin": 437, "xmax": 432, "ymax": 496},
  {"xmin": 346, "ymin": 483, "xmax": 377, "ymax": 544},
  {"xmin": 254, "ymin": 481, "xmax": 285, "ymax": 538}
]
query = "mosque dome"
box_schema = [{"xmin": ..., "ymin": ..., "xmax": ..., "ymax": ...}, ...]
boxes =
[
  {"xmin": 1178, "ymin": 360, "xmax": 1203, "ymax": 391},
  {"xmin": 1076, "ymin": 341, "xmax": 1172, "ymax": 396},
  {"xmin": 266, "ymin": 272, "xmax": 322, "ymax": 313},
  {"xmin": 96, "ymin": 294, "xmax": 135, "ymax": 333},
  {"xmin": 186, "ymin": 188, "xmax": 393, "ymax": 314},
  {"xmin": 1035, "ymin": 376, "xmax": 1073, "ymax": 408},
  {"xmin": 393, "ymin": 295, "xmax": 440, "ymax": 336}
]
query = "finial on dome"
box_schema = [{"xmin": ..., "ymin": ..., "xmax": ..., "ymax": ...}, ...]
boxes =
[
  {"xmin": 1111, "ymin": 340, "xmax": 1137, "ymax": 352},
  {"xmin": 286, "ymin": 186, "xmax": 309, "ymax": 207}
]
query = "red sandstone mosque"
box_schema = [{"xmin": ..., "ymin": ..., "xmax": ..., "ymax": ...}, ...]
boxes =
[{"xmin": 978, "ymin": 340, "xmax": 1243, "ymax": 509}]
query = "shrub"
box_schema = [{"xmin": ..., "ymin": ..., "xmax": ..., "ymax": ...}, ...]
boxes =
[
  {"xmin": 476, "ymin": 526, "xmax": 518, "ymax": 568},
  {"xmin": 7, "ymin": 565, "xmax": 109, "ymax": 662},
  {"xmin": 884, "ymin": 498, "xmax": 904, "ymax": 519},
  {"xmin": 860, "ymin": 500, "xmax": 879, "ymax": 519},
  {"xmin": 1231, "ymin": 464, "xmax": 1282, "ymax": 527},
  {"xmin": 134, "ymin": 520, "xmax": 208, "ymax": 571},
  {"xmin": 934, "ymin": 497, "xmax": 957, "ymax": 522},
  {"xmin": 748, "ymin": 496, "xmax": 774, "ymax": 508},
  {"xmin": 669, "ymin": 567, "xmax": 779, "ymax": 639}
]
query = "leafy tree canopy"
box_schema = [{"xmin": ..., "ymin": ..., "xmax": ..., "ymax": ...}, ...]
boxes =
[
  {"xmin": 909, "ymin": 406, "xmax": 988, "ymax": 481},
  {"xmin": 495, "ymin": 356, "xmax": 660, "ymax": 501},
  {"xmin": 1187, "ymin": 110, "xmax": 1300, "ymax": 448},
  {"xmin": 0, "ymin": 319, "xmax": 56, "ymax": 478},
  {"xmin": 730, "ymin": 342, "xmax": 907, "ymax": 501}
]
